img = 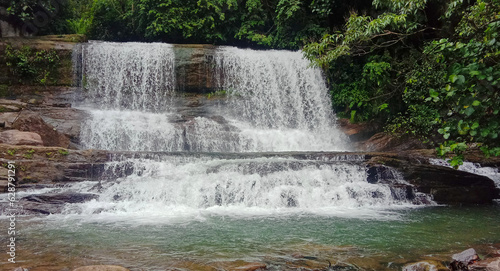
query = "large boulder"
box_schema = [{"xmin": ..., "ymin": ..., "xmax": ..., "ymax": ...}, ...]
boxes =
[
  {"xmin": 0, "ymin": 129, "xmax": 43, "ymax": 145},
  {"xmin": 369, "ymin": 156, "xmax": 497, "ymax": 204},
  {"xmin": 12, "ymin": 110, "xmax": 70, "ymax": 147},
  {"xmin": 38, "ymin": 107, "xmax": 89, "ymax": 145}
]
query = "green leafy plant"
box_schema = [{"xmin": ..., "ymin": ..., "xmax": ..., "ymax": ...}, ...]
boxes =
[
  {"xmin": 58, "ymin": 149, "xmax": 69, "ymax": 155},
  {"xmin": 23, "ymin": 149, "xmax": 36, "ymax": 159},
  {"xmin": 7, "ymin": 149, "xmax": 16, "ymax": 156},
  {"xmin": 4, "ymin": 44, "xmax": 60, "ymax": 85}
]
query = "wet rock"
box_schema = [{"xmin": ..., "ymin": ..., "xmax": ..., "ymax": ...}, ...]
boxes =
[
  {"xmin": 0, "ymin": 129, "xmax": 43, "ymax": 145},
  {"xmin": 337, "ymin": 119, "xmax": 380, "ymax": 143},
  {"xmin": 469, "ymin": 257, "xmax": 500, "ymax": 271},
  {"xmin": 23, "ymin": 192, "xmax": 98, "ymax": 204},
  {"xmin": 403, "ymin": 261, "xmax": 447, "ymax": 271},
  {"xmin": 73, "ymin": 265, "xmax": 130, "ymax": 271},
  {"xmin": 19, "ymin": 192, "xmax": 98, "ymax": 215},
  {"xmin": 450, "ymin": 248, "xmax": 480, "ymax": 271},
  {"xmin": 174, "ymin": 45, "xmax": 218, "ymax": 94},
  {"xmin": 214, "ymin": 261, "xmax": 267, "ymax": 271},
  {"xmin": 232, "ymin": 262, "xmax": 267, "ymax": 271},
  {"xmin": 360, "ymin": 133, "xmax": 428, "ymax": 152},
  {"xmin": 369, "ymin": 157, "xmax": 498, "ymax": 204}
]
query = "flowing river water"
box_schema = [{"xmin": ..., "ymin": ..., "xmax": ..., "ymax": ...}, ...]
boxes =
[{"xmin": 1, "ymin": 41, "xmax": 499, "ymax": 270}]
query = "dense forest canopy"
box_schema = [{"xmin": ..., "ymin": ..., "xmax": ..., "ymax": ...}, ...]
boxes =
[{"xmin": 1, "ymin": 0, "xmax": 499, "ymax": 165}]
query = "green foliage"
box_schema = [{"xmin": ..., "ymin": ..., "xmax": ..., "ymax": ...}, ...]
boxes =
[
  {"xmin": 4, "ymin": 44, "xmax": 60, "ymax": 85},
  {"xmin": 67, "ymin": 17, "xmax": 93, "ymax": 35},
  {"xmin": 23, "ymin": 149, "xmax": 35, "ymax": 159},
  {"xmin": 303, "ymin": 0, "xmax": 426, "ymax": 67},
  {"xmin": 7, "ymin": 149, "xmax": 16, "ymax": 156},
  {"xmin": 58, "ymin": 149, "xmax": 69, "ymax": 155},
  {"xmin": 303, "ymin": 0, "xmax": 500, "ymax": 164},
  {"xmin": 207, "ymin": 90, "xmax": 228, "ymax": 99}
]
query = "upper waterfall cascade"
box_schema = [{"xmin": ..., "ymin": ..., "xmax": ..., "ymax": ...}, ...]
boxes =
[{"xmin": 76, "ymin": 41, "xmax": 350, "ymax": 152}]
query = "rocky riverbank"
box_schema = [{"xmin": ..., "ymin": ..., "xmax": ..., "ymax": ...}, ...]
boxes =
[{"xmin": 4, "ymin": 243, "xmax": 500, "ymax": 271}]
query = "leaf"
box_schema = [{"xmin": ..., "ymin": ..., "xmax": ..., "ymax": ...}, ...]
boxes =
[
  {"xmin": 471, "ymin": 122, "xmax": 479, "ymax": 129},
  {"xmin": 450, "ymin": 74, "xmax": 457, "ymax": 83},
  {"xmin": 464, "ymin": 107, "xmax": 475, "ymax": 116},
  {"xmin": 472, "ymin": 100, "xmax": 480, "ymax": 106}
]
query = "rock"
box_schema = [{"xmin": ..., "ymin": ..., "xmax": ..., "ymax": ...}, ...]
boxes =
[
  {"xmin": 173, "ymin": 45, "xmax": 218, "ymax": 93},
  {"xmin": 369, "ymin": 157, "xmax": 498, "ymax": 204},
  {"xmin": 12, "ymin": 111, "xmax": 70, "ymax": 147},
  {"xmin": 0, "ymin": 112, "xmax": 19, "ymax": 128},
  {"xmin": 338, "ymin": 119, "xmax": 380, "ymax": 142},
  {"xmin": 73, "ymin": 265, "xmax": 130, "ymax": 271},
  {"xmin": 38, "ymin": 108, "xmax": 89, "ymax": 144},
  {"xmin": 231, "ymin": 263, "xmax": 267, "ymax": 271},
  {"xmin": 19, "ymin": 192, "xmax": 98, "ymax": 215},
  {"xmin": 0, "ymin": 104, "xmax": 22, "ymax": 112},
  {"xmin": 0, "ymin": 129, "xmax": 43, "ymax": 145},
  {"xmin": 469, "ymin": 257, "xmax": 500, "ymax": 271},
  {"xmin": 23, "ymin": 192, "xmax": 98, "ymax": 204},
  {"xmin": 450, "ymin": 248, "xmax": 480, "ymax": 271},
  {"xmin": 0, "ymin": 179, "xmax": 7, "ymax": 192},
  {"xmin": 403, "ymin": 261, "xmax": 447, "ymax": 271},
  {"xmin": 360, "ymin": 132, "xmax": 428, "ymax": 152}
]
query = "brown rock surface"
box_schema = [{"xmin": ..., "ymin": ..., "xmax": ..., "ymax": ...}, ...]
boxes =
[
  {"xmin": 73, "ymin": 265, "xmax": 130, "ymax": 271},
  {"xmin": 469, "ymin": 257, "xmax": 500, "ymax": 271},
  {"xmin": 12, "ymin": 111, "xmax": 70, "ymax": 147},
  {"xmin": 360, "ymin": 132, "xmax": 428, "ymax": 152},
  {"xmin": 0, "ymin": 129, "xmax": 43, "ymax": 145}
]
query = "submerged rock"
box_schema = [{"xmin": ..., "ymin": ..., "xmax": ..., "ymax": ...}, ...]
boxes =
[
  {"xmin": 18, "ymin": 192, "xmax": 98, "ymax": 215},
  {"xmin": 403, "ymin": 261, "xmax": 448, "ymax": 271},
  {"xmin": 73, "ymin": 265, "xmax": 130, "ymax": 271},
  {"xmin": 232, "ymin": 262, "xmax": 267, "ymax": 271}
]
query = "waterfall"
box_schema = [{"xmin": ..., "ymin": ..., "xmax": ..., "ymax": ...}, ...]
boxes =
[
  {"xmin": 62, "ymin": 155, "xmax": 426, "ymax": 221},
  {"xmin": 66, "ymin": 41, "xmax": 430, "ymax": 220},
  {"xmin": 77, "ymin": 42, "xmax": 350, "ymax": 152}
]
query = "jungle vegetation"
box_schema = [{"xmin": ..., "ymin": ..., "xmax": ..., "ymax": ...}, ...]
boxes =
[{"xmin": 1, "ymin": 0, "xmax": 499, "ymax": 165}]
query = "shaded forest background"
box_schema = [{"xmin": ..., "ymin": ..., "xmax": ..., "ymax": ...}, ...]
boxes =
[{"xmin": 0, "ymin": 0, "xmax": 499, "ymax": 165}]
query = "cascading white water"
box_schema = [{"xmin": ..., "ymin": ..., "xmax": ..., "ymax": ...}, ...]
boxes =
[
  {"xmin": 79, "ymin": 41, "xmax": 176, "ymax": 112},
  {"xmin": 60, "ymin": 156, "xmax": 421, "ymax": 222},
  {"xmin": 68, "ymin": 41, "xmax": 428, "ymax": 220},
  {"xmin": 77, "ymin": 42, "xmax": 350, "ymax": 152}
]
